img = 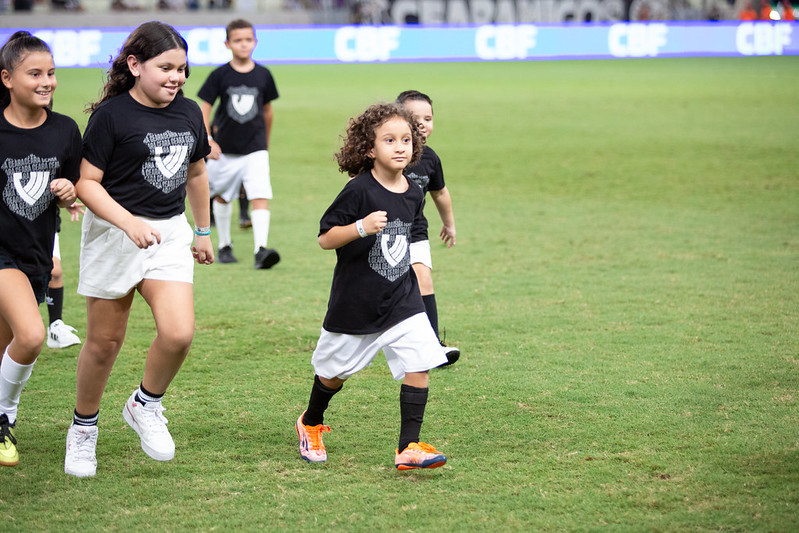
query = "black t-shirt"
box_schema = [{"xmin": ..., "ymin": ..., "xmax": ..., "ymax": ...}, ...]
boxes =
[
  {"xmin": 404, "ymin": 145, "xmax": 445, "ymax": 195},
  {"xmin": 403, "ymin": 144, "xmax": 445, "ymax": 241},
  {"xmin": 0, "ymin": 108, "xmax": 81, "ymax": 276},
  {"xmin": 319, "ymin": 172, "xmax": 428, "ymax": 334},
  {"xmin": 82, "ymin": 93, "xmax": 210, "ymax": 219},
  {"xmin": 197, "ymin": 63, "xmax": 278, "ymax": 155}
]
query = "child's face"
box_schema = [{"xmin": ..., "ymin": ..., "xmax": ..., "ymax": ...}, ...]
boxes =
[
  {"xmin": 1, "ymin": 51, "xmax": 56, "ymax": 110},
  {"xmin": 226, "ymin": 28, "xmax": 257, "ymax": 62},
  {"xmin": 368, "ymin": 116, "xmax": 413, "ymax": 175},
  {"xmin": 403, "ymin": 99, "xmax": 434, "ymax": 140},
  {"xmin": 128, "ymin": 47, "xmax": 187, "ymax": 108}
]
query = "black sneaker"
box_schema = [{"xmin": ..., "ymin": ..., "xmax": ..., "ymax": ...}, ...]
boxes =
[
  {"xmin": 218, "ymin": 245, "xmax": 237, "ymax": 264},
  {"xmin": 254, "ymin": 247, "xmax": 280, "ymax": 269},
  {"xmin": 438, "ymin": 341, "xmax": 460, "ymax": 367}
]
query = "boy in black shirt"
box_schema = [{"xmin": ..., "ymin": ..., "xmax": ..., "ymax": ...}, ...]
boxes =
[
  {"xmin": 295, "ymin": 103, "xmax": 448, "ymax": 470},
  {"xmin": 198, "ymin": 19, "xmax": 280, "ymax": 269}
]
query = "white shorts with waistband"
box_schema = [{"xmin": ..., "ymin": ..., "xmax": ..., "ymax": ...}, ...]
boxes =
[
  {"xmin": 207, "ymin": 150, "xmax": 272, "ymax": 203},
  {"xmin": 311, "ymin": 312, "xmax": 447, "ymax": 381},
  {"xmin": 78, "ymin": 210, "xmax": 194, "ymax": 299}
]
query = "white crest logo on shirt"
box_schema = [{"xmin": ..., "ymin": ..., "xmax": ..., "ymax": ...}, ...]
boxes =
[
  {"xmin": 14, "ymin": 171, "xmax": 49, "ymax": 206},
  {"xmin": 154, "ymin": 145, "xmax": 189, "ymax": 179},
  {"xmin": 368, "ymin": 218, "xmax": 411, "ymax": 282},
  {"xmin": 380, "ymin": 233, "xmax": 408, "ymax": 268},
  {"xmin": 226, "ymin": 86, "xmax": 259, "ymax": 125},
  {"xmin": 1, "ymin": 154, "xmax": 59, "ymax": 221},
  {"xmin": 141, "ymin": 130, "xmax": 196, "ymax": 194}
]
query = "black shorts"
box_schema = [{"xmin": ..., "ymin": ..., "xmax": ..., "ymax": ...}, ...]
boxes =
[{"xmin": 0, "ymin": 248, "xmax": 51, "ymax": 305}]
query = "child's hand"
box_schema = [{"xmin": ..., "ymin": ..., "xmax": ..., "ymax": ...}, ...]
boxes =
[
  {"xmin": 363, "ymin": 210, "xmax": 387, "ymax": 235},
  {"xmin": 440, "ymin": 224, "xmax": 456, "ymax": 248},
  {"xmin": 125, "ymin": 218, "xmax": 161, "ymax": 249},
  {"xmin": 50, "ymin": 178, "xmax": 77, "ymax": 205},
  {"xmin": 207, "ymin": 139, "xmax": 222, "ymax": 160},
  {"xmin": 66, "ymin": 201, "xmax": 85, "ymax": 222},
  {"xmin": 192, "ymin": 236, "xmax": 214, "ymax": 265}
]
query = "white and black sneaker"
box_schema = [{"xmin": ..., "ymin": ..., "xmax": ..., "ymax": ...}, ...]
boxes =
[
  {"xmin": 122, "ymin": 391, "xmax": 175, "ymax": 461},
  {"xmin": 64, "ymin": 424, "xmax": 98, "ymax": 477},
  {"xmin": 47, "ymin": 319, "xmax": 81, "ymax": 349}
]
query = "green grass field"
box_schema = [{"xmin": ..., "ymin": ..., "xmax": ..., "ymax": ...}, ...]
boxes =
[{"xmin": 3, "ymin": 57, "xmax": 798, "ymax": 531}]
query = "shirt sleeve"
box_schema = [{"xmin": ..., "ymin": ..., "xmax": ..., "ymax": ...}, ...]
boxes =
[
  {"xmin": 63, "ymin": 120, "xmax": 82, "ymax": 184},
  {"xmin": 81, "ymin": 107, "xmax": 116, "ymax": 172},
  {"xmin": 196, "ymin": 68, "xmax": 220, "ymax": 105},
  {"xmin": 319, "ymin": 182, "xmax": 361, "ymax": 235}
]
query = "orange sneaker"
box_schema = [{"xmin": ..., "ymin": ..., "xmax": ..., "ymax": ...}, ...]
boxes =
[
  {"xmin": 295, "ymin": 411, "xmax": 330, "ymax": 463},
  {"xmin": 394, "ymin": 442, "xmax": 447, "ymax": 470}
]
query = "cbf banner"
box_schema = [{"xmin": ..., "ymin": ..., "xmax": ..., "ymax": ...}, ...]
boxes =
[{"xmin": 1, "ymin": 22, "xmax": 795, "ymax": 67}]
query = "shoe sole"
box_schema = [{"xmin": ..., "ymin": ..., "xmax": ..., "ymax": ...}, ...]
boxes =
[
  {"xmin": 64, "ymin": 465, "xmax": 95, "ymax": 477},
  {"xmin": 47, "ymin": 339, "xmax": 81, "ymax": 349},
  {"xmin": 123, "ymin": 404, "xmax": 175, "ymax": 461},
  {"xmin": 396, "ymin": 460, "xmax": 447, "ymax": 470},
  {"xmin": 0, "ymin": 457, "xmax": 19, "ymax": 467}
]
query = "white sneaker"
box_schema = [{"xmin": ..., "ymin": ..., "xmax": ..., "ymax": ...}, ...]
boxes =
[
  {"xmin": 47, "ymin": 319, "xmax": 81, "ymax": 349},
  {"xmin": 122, "ymin": 391, "xmax": 175, "ymax": 461},
  {"xmin": 64, "ymin": 424, "xmax": 98, "ymax": 477}
]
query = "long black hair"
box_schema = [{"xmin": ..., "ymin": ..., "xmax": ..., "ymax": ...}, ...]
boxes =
[{"xmin": 89, "ymin": 21, "xmax": 189, "ymax": 112}]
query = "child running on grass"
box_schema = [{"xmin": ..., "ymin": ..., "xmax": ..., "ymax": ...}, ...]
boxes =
[
  {"xmin": 63, "ymin": 21, "xmax": 213, "ymax": 477},
  {"xmin": 0, "ymin": 31, "xmax": 81, "ymax": 466},
  {"xmin": 197, "ymin": 18, "xmax": 280, "ymax": 269},
  {"xmin": 295, "ymin": 102, "xmax": 448, "ymax": 470},
  {"xmin": 396, "ymin": 90, "xmax": 459, "ymax": 366}
]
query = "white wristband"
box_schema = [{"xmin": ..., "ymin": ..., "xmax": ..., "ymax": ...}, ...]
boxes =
[{"xmin": 355, "ymin": 219, "xmax": 368, "ymax": 238}]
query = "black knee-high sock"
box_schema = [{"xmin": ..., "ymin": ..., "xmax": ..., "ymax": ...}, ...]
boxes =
[
  {"xmin": 398, "ymin": 384, "xmax": 428, "ymax": 452},
  {"xmin": 47, "ymin": 286, "xmax": 63, "ymax": 325},
  {"xmin": 422, "ymin": 294, "xmax": 439, "ymax": 338},
  {"xmin": 303, "ymin": 375, "xmax": 341, "ymax": 426}
]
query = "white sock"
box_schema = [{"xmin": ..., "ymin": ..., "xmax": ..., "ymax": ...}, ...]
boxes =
[
  {"xmin": 213, "ymin": 201, "xmax": 233, "ymax": 248},
  {"xmin": 0, "ymin": 348, "xmax": 35, "ymax": 424},
  {"xmin": 251, "ymin": 209, "xmax": 270, "ymax": 252}
]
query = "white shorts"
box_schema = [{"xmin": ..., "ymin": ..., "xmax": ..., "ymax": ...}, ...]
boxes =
[
  {"xmin": 410, "ymin": 240, "xmax": 432, "ymax": 269},
  {"xmin": 52, "ymin": 232, "xmax": 61, "ymax": 260},
  {"xmin": 206, "ymin": 150, "xmax": 272, "ymax": 203},
  {"xmin": 78, "ymin": 210, "xmax": 194, "ymax": 299},
  {"xmin": 311, "ymin": 312, "xmax": 447, "ymax": 381}
]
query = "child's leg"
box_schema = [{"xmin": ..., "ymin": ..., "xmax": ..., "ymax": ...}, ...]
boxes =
[
  {"xmin": 398, "ymin": 371, "xmax": 428, "ymax": 452},
  {"xmin": 303, "ymin": 375, "xmax": 343, "ymax": 426},
  {"xmin": 213, "ymin": 197, "xmax": 233, "ymax": 249},
  {"xmin": 251, "ymin": 198, "xmax": 271, "ymax": 253},
  {"xmin": 47, "ymin": 256, "xmax": 64, "ymax": 325},
  {"xmin": 238, "ymin": 185, "xmax": 251, "ymax": 227}
]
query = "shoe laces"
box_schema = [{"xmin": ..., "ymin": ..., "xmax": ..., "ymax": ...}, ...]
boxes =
[
  {"xmin": 139, "ymin": 402, "xmax": 169, "ymax": 433},
  {"xmin": 408, "ymin": 442, "xmax": 438, "ymax": 454},
  {"xmin": 305, "ymin": 424, "xmax": 330, "ymax": 451},
  {"xmin": 0, "ymin": 415, "xmax": 16, "ymax": 446},
  {"xmin": 69, "ymin": 427, "xmax": 97, "ymax": 461}
]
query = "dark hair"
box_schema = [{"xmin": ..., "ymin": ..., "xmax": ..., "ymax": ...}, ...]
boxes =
[
  {"xmin": 396, "ymin": 90, "xmax": 433, "ymax": 110},
  {"xmin": 335, "ymin": 103, "xmax": 424, "ymax": 177},
  {"xmin": 226, "ymin": 19, "xmax": 255, "ymax": 41},
  {"xmin": 0, "ymin": 31, "xmax": 53, "ymax": 108},
  {"xmin": 89, "ymin": 21, "xmax": 189, "ymax": 113}
]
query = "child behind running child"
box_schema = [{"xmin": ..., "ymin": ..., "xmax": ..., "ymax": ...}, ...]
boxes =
[
  {"xmin": 295, "ymin": 103, "xmax": 448, "ymax": 470},
  {"xmin": 198, "ymin": 18, "xmax": 280, "ymax": 269},
  {"xmin": 0, "ymin": 31, "xmax": 81, "ymax": 466},
  {"xmin": 396, "ymin": 90, "xmax": 459, "ymax": 366},
  {"xmin": 63, "ymin": 21, "xmax": 214, "ymax": 478}
]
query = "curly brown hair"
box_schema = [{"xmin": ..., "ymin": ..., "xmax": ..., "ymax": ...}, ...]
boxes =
[
  {"xmin": 335, "ymin": 103, "xmax": 424, "ymax": 177},
  {"xmin": 88, "ymin": 22, "xmax": 189, "ymax": 113}
]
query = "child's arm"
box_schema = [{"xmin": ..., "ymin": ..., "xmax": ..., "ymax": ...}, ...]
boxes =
[
  {"xmin": 429, "ymin": 186, "xmax": 456, "ymax": 247},
  {"xmin": 319, "ymin": 210, "xmax": 387, "ymax": 250},
  {"xmin": 199, "ymin": 101, "xmax": 221, "ymax": 160},
  {"xmin": 75, "ymin": 159, "xmax": 162, "ymax": 248},
  {"xmin": 263, "ymin": 102, "xmax": 273, "ymax": 149},
  {"xmin": 185, "ymin": 159, "xmax": 214, "ymax": 265}
]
